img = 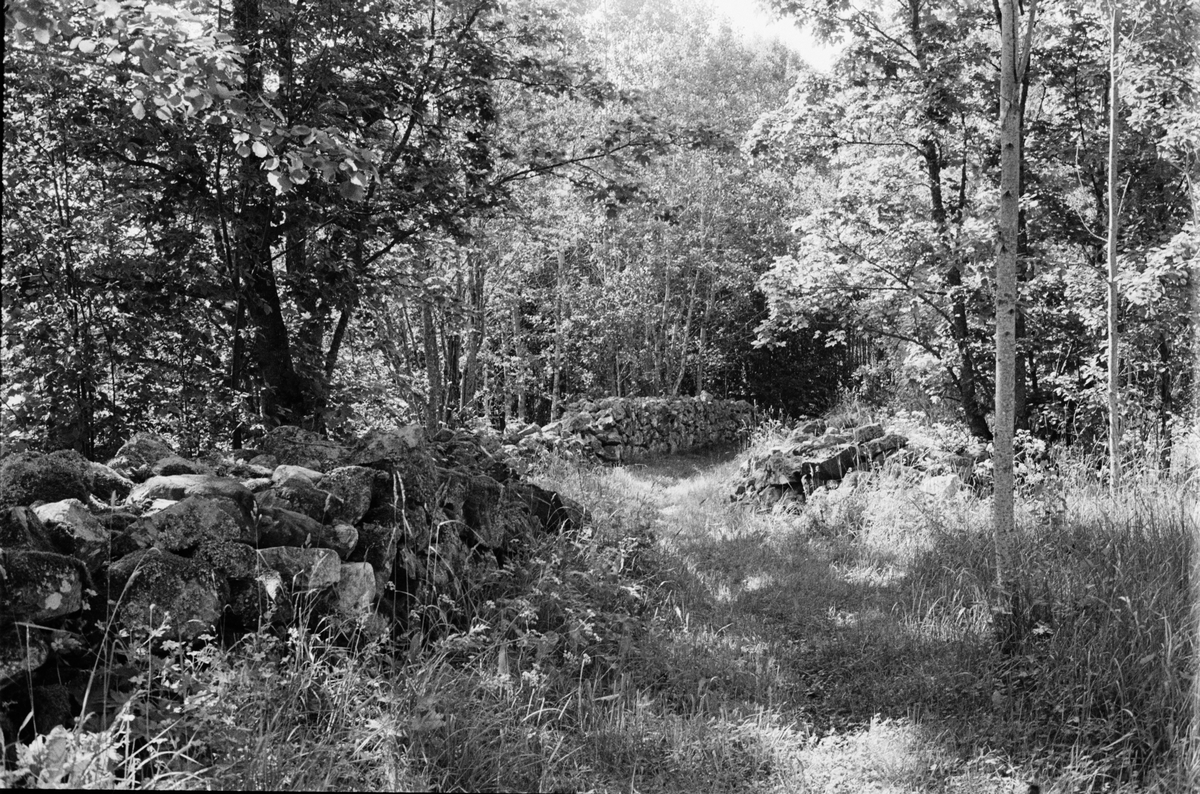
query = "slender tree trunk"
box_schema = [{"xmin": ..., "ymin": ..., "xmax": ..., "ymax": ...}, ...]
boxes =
[
  {"xmin": 995, "ymin": 0, "xmax": 1031, "ymax": 649},
  {"xmin": 511, "ymin": 304, "xmax": 528, "ymax": 422},
  {"xmin": 1106, "ymin": 5, "xmax": 1123, "ymax": 490},
  {"xmin": 422, "ymin": 299, "xmax": 442, "ymax": 432},
  {"xmin": 550, "ymin": 249, "xmax": 565, "ymax": 418},
  {"xmin": 460, "ymin": 253, "xmax": 486, "ymax": 415},
  {"xmin": 672, "ymin": 267, "xmax": 702, "ymax": 397}
]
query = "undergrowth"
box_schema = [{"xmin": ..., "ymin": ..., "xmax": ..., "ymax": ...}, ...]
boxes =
[{"xmin": 3, "ymin": 420, "xmax": 1196, "ymax": 792}]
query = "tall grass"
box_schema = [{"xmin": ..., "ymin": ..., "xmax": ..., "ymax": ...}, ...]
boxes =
[{"xmin": 3, "ymin": 424, "xmax": 1194, "ymax": 791}]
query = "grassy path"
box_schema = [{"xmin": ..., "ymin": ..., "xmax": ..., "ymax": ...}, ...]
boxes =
[{"xmin": 578, "ymin": 448, "xmax": 1031, "ymax": 794}]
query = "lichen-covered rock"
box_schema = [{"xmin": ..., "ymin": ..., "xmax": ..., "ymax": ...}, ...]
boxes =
[
  {"xmin": 260, "ymin": 426, "xmax": 348, "ymax": 471},
  {"xmin": 257, "ymin": 547, "xmax": 341, "ymax": 593},
  {"xmin": 0, "ymin": 450, "xmax": 90, "ymax": 507},
  {"xmin": 131, "ymin": 496, "xmax": 249, "ymax": 554},
  {"xmin": 256, "ymin": 482, "xmax": 341, "ymax": 524},
  {"xmin": 226, "ymin": 571, "xmax": 293, "ymax": 631},
  {"xmin": 320, "ymin": 466, "xmax": 375, "ymax": 525},
  {"xmin": 127, "ymin": 475, "xmax": 255, "ymax": 518},
  {"xmin": 271, "ymin": 464, "xmax": 327, "ymax": 485},
  {"xmin": 0, "ymin": 627, "xmax": 49, "ymax": 684},
  {"xmin": 3, "ymin": 550, "xmax": 84, "ymax": 622},
  {"xmin": 326, "ymin": 523, "xmax": 359, "ymax": 560},
  {"xmin": 253, "ymin": 504, "xmax": 325, "ymax": 548},
  {"xmin": 349, "ymin": 426, "xmax": 425, "ymax": 468},
  {"xmin": 84, "ymin": 461, "xmax": 134, "ymax": 501},
  {"xmin": 333, "ymin": 562, "xmax": 376, "ymax": 618},
  {"xmin": 195, "ymin": 539, "xmax": 258, "ymax": 579},
  {"xmin": 106, "ymin": 549, "xmax": 227, "ymax": 641},
  {"xmin": 0, "ymin": 506, "xmax": 58, "ymax": 552},
  {"xmin": 33, "ymin": 499, "xmax": 110, "ymax": 574},
  {"xmin": 349, "ymin": 523, "xmax": 400, "ymax": 595},
  {"xmin": 106, "ymin": 433, "xmax": 176, "ymax": 482},
  {"xmin": 151, "ymin": 454, "xmax": 212, "ymax": 477}
]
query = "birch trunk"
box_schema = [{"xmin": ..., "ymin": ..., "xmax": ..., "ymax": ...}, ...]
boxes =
[{"xmin": 1106, "ymin": 5, "xmax": 1123, "ymax": 490}]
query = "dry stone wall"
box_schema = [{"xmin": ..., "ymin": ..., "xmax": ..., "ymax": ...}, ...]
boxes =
[
  {"xmin": 732, "ymin": 418, "xmax": 992, "ymax": 509},
  {"xmin": 0, "ymin": 425, "xmax": 585, "ymax": 741},
  {"xmin": 507, "ymin": 396, "xmax": 756, "ymax": 463}
]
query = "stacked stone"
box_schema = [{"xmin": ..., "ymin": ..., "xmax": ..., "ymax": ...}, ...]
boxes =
[
  {"xmin": 731, "ymin": 419, "xmax": 992, "ymax": 508},
  {"xmin": 1, "ymin": 425, "xmax": 585, "ymax": 737},
  {"xmin": 731, "ymin": 420, "xmax": 907, "ymax": 507},
  {"xmin": 513, "ymin": 396, "xmax": 756, "ymax": 463}
]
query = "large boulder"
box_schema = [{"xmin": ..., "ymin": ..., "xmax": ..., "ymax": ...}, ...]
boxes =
[
  {"xmin": 106, "ymin": 549, "xmax": 228, "ymax": 641},
  {"xmin": 106, "ymin": 433, "xmax": 176, "ymax": 482},
  {"xmin": 349, "ymin": 523, "xmax": 400, "ymax": 595},
  {"xmin": 33, "ymin": 499, "xmax": 110, "ymax": 574},
  {"xmin": 348, "ymin": 425, "xmax": 425, "ymax": 467},
  {"xmin": 256, "ymin": 482, "xmax": 342, "ymax": 524},
  {"xmin": 128, "ymin": 475, "xmax": 255, "ymax": 518},
  {"xmin": 320, "ymin": 466, "xmax": 375, "ymax": 525},
  {"xmin": 0, "ymin": 627, "xmax": 49, "ymax": 685},
  {"xmin": 131, "ymin": 496, "xmax": 250, "ymax": 554},
  {"xmin": 0, "ymin": 506, "xmax": 58, "ymax": 552},
  {"xmin": 257, "ymin": 547, "xmax": 341, "ymax": 593},
  {"xmin": 84, "ymin": 461, "xmax": 134, "ymax": 502},
  {"xmin": 151, "ymin": 454, "xmax": 213, "ymax": 477},
  {"xmin": 333, "ymin": 562, "xmax": 376, "ymax": 619},
  {"xmin": 3, "ymin": 550, "xmax": 85, "ymax": 622},
  {"xmin": 260, "ymin": 426, "xmax": 348, "ymax": 471},
  {"xmin": 0, "ymin": 450, "xmax": 90, "ymax": 507},
  {"xmin": 226, "ymin": 571, "xmax": 293, "ymax": 631}
]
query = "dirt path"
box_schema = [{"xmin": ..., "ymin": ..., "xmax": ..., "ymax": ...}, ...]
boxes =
[{"xmin": 608, "ymin": 449, "xmax": 1023, "ymax": 794}]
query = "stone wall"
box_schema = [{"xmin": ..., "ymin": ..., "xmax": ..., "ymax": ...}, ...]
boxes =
[
  {"xmin": 508, "ymin": 396, "xmax": 756, "ymax": 463},
  {"xmin": 731, "ymin": 418, "xmax": 990, "ymax": 508},
  {"xmin": 0, "ymin": 425, "xmax": 584, "ymax": 740}
]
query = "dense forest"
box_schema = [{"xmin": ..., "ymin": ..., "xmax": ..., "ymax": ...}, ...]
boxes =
[
  {"xmin": 3, "ymin": 0, "xmax": 1199, "ymax": 790},
  {"xmin": 6, "ymin": 0, "xmax": 1194, "ymax": 460}
]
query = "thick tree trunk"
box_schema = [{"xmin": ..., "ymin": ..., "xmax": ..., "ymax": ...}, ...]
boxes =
[{"xmin": 231, "ymin": 0, "xmax": 310, "ymax": 428}]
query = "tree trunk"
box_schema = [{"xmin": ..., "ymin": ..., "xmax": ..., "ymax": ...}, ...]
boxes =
[
  {"xmin": 422, "ymin": 299, "xmax": 442, "ymax": 432},
  {"xmin": 231, "ymin": 0, "xmax": 310, "ymax": 428},
  {"xmin": 460, "ymin": 252, "xmax": 486, "ymax": 416},
  {"xmin": 994, "ymin": 0, "xmax": 1031, "ymax": 651},
  {"xmin": 550, "ymin": 249, "xmax": 566, "ymax": 418},
  {"xmin": 1106, "ymin": 6, "xmax": 1123, "ymax": 490}
]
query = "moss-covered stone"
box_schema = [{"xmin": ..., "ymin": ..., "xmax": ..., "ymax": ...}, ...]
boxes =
[
  {"xmin": 84, "ymin": 461, "xmax": 134, "ymax": 501},
  {"xmin": 106, "ymin": 433, "xmax": 175, "ymax": 482},
  {"xmin": 0, "ymin": 506, "xmax": 58, "ymax": 552},
  {"xmin": 131, "ymin": 495, "xmax": 248, "ymax": 555},
  {"xmin": 0, "ymin": 627, "xmax": 49, "ymax": 685},
  {"xmin": 320, "ymin": 466, "xmax": 375, "ymax": 525},
  {"xmin": 3, "ymin": 550, "xmax": 84, "ymax": 622},
  {"xmin": 0, "ymin": 450, "xmax": 89, "ymax": 507},
  {"xmin": 106, "ymin": 548, "xmax": 228, "ymax": 641}
]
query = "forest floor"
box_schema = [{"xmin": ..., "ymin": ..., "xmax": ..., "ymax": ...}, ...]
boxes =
[
  {"xmin": 566, "ymin": 447, "xmax": 1023, "ymax": 793},
  {"xmin": 10, "ymin": 433, "xmax": 1189, "ymax": 791},
  {"xmin": 528, "ymin": 440, "xmax": 1191, "ymax": 794}
]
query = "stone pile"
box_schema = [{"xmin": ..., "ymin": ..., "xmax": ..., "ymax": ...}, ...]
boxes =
[
  {"xmin": 1, "ymin": 425, "xmax": 584, "ymax": 738},
  {"xmin": 730, "ymin": 416, "xmax": 993, "ymax": 508},
  {"xmin": 503, "ymin": 396, "xmax": 757, "ymax": 463}
]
